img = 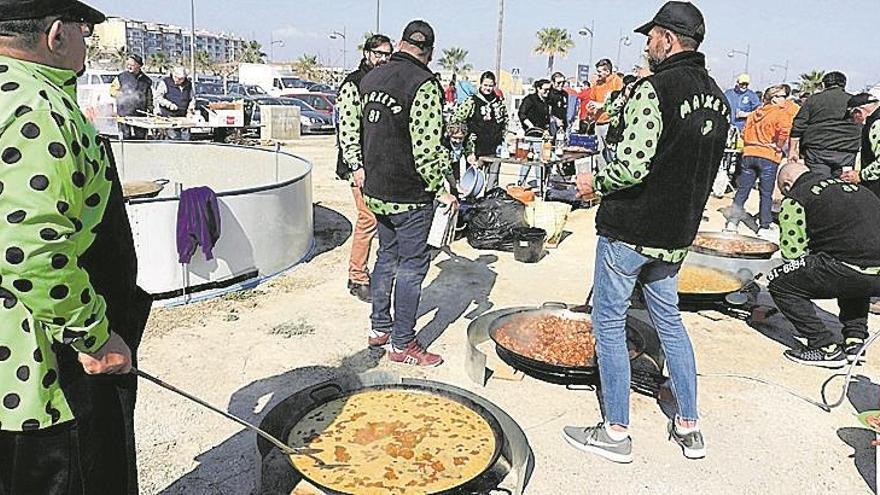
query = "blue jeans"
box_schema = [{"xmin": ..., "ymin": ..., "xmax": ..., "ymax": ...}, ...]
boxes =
[
  {"xmin": 370, "ymin": 204, "xmax": 434, "ymax": 349},
  {"xmin": 592, "ymin": 236, "xmax": 699, "ymax": 427},
  {"xmin": 733, "ymin": 156, "xmax": 777, "ymax": 228}
]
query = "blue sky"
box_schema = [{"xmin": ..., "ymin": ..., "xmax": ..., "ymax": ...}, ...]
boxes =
[{"xmin": 88, "ymin": 0, "xmax": 879, "ymax": 90}]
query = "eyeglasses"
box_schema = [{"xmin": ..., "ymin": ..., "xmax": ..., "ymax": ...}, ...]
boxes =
[
  {"xmin": 552, "ymin": 79, "xmax": 564, "ymax": 85},
  {"xmin": 369, "ymin": 49, "xmax": 392, "ymax": 59}
]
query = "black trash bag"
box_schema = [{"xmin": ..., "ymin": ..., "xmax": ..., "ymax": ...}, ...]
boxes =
[{"xmin": 464, "ymin": 188, "xmax": 527, "ymax": 251}]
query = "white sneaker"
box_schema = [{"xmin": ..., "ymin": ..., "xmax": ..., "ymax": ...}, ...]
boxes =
[{"xmin": 756, "ymin": 224, "xmax": 779, "ymax": 243}]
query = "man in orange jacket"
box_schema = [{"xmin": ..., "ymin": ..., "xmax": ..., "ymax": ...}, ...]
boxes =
[{"xmin": 731, "ymin": 84, "xmax": 798, "ymax": 239}]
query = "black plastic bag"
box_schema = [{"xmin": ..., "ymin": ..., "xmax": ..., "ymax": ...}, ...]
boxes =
[{"xmin": 464, "ymin": 188, "xmax": 527, "ymax": 251}]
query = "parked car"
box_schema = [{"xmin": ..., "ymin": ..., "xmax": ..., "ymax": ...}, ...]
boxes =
[
  {"xmin": 293, "ymin": 93, "xmax": 336, "ymax": 117},
  {"xmin": 227, "ymin": 82, "xmax": 270, "ymax": 98},
  {"xmin": 251, "ymin": 96, "xmax": 334, "ymax": 135},
  {"xmin": 306, "ymin": 82, "xmax": 337, "ymax": 95}
]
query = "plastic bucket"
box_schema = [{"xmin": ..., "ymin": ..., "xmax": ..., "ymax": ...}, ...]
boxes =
[{"xmin": 513, "ymin": 227, "xmax": 546, "ymax": 263}]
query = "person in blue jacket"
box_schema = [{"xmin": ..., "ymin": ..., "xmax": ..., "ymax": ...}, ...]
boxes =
[{"xmin": 724, "ymin": 73, "xmax": 761, "ymax": 132}]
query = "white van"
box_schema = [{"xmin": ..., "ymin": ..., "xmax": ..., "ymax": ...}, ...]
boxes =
[{"xmin": 77, "ymin": 69, "xmax": 119, "ymax": 136}]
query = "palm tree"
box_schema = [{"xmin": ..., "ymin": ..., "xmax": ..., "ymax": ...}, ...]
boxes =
[
  {"xmin": 239, "ymin": 41, "xmax": 266, "ymax": 64},
  {"xmin": 438, "ymin": 47, "xmax": 473, "ymax": 76},
  {"xmin": 797, "ymin": 70, "xmax": 825, "ymax": 96},
  {"xmin": 146, "ymin": 51, "xmax": 172, "ymax": 74},
  {"xmin": 292, "ymin": 54, "xmax": 321, "ymax": 81},
  {"xmin": 356, "ymin": 32, "xmax": 375, "ymax": 52},
  {"xmin": 534, "ymin": 27, "xmax": 574, "ymax": 75},
  {"xmin": 110, "ymin": 46, "xmax": 129, "ymax": 68},
  {"xmin": 194, "ymin": 50, "xmax": 217, "ymax": 75}
]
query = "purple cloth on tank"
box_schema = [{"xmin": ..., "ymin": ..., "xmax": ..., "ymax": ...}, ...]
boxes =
[{"xmin": 176, "ymin": 186, "xmax": 221, "ymax": 263}]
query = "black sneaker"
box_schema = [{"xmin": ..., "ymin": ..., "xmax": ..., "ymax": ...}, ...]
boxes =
[
  {"xmin": 843, "ymin": 338, "xmax": 867, "ymax": 364},
  {"xmin": 783, "ymin": 345, "xmax": 846, "ymax": 369}
]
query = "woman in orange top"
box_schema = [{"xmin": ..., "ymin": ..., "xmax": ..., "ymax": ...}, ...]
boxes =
[{"xmin": 732, "ymin": 84, "xmax": 799, "ymax": 232}]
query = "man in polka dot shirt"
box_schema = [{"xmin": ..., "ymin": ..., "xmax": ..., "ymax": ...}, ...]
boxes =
[
  {"xmin": 769, "ymin": 162, "xmax": 880, "ymax": 368},
  {"xmin": 842, "ymin": 93, "xmax": 880, "ymax": 198},
  {"xmin": 566, "ymin": 1, "xmax": 729, "ymax": 464},
  {"xmin": 0, "ymin": 1, "xmax": 151, "ymax": 493},
  {"xmin": 357, "ymin": 20, "xmax": 457, "ymax": 367}
]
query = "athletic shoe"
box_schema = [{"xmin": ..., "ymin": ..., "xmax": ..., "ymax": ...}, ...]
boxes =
[
  {"xmin": 843, "ymin": 338, "xmax": 867, "ymax": 363},
  {"xmin": 388, "ymin": 341, "xmax": 443, "ymax": 367},
  {"xmin": 367, "ymin": 330, "xmax": 390, "ymax": 348},
  {"xmin": 783, "ymin": 345, "xmax": 847, "ymax": 369},
  {"xmin": 561, "ymin": 424, "xmax": 633, "ymax": 464},
  {"xmin": 667, "ymin": 421, "xmax": 707, "ymax": 459}
]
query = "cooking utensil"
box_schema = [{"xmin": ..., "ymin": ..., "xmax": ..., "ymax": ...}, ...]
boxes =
[
  {"xmin": 283, "ymin": 383, "xmax": 505, "ymax": 495},
  {"xmin": 132, "ymin": 368, "xmax": 338, "ymax": 468},
  {"xmin": 690, "ymin": 231, "xmax": 778, "ymax": 260},
  {"xmin": 487, "ymin": 302, "xmax": 647, "ymax": 376},
  {"xmin": 122, "ymin": 179, "xmax": 169, "ymax": 200}
]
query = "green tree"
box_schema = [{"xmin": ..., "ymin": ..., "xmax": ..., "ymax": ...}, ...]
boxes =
[
  {"xmin": 194, "ymin": 50, "xmax": 217, "ymax": 75},
  {"xmin": 438, "ymin": 47, "xmax": 473, "ymax": 76},
  {"xmin": 292, "ymin": 54, "xmax": 321, "ymax": 81},
  {"xmin": 534, "ymin": 27, "xmax": 574, "ymax": 75},
  {"xmin": 110, "ymin": 46, "xmax": 129, "ymax": 67},
  {"xmin": 146, "ymin": 51, "xmax": 172, "ymax": 73},
  {"xmin": 356, "ymin": 32, "xmax": 375, "ymax": 52},
  {"xmin": 797, "ymin": 70, "xmax": 826, "ymax": 96},
  {"xmin": 238, "ymin": 40, "xmax": 266, "ymax": 64}
]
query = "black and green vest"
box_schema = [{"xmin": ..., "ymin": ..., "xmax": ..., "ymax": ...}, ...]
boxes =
[
  {"xmin": 787, "ymin": 172, "xmax": 880, "ymax": 268},
  {"xmin": 467, "ymin": 92, "xmax": 506, "ymax": 157},
  {"xmin": 360, "ymin": 52, "xmax": 439, "ymax": 204},
  {"xmin": 596, "ymin": 51, "xmax": 731, "ymax": 249},
  {"xmin": 860, "ymin": 107, "xmax": 880, "ymax": 198}
]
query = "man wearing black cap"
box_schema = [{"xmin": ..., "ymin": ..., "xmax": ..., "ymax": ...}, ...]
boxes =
[
  {"xmin": 789, "ymin": 71, "xmax": 861, "ymax": 178},
  {"xmin": 110, "ymin": 53, "xmax": 153, "ymax": 140},
  {"xmin": 842, "ymin": 93, "xmax": 880, "ymax": 198},
  {"xmin": 0, "ymin": 1, "xmax": 151, "ymax": 493},
  {"xmin": 564, "ymin": 1, "xmax": 729, "ymax": 464},
  {"xmin": 357, "ymin": 20, "xmax": 457, "ymax": 367}
]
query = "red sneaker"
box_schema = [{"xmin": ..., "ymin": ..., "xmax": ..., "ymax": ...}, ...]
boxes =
[
  {"xmin": 388, "ymin": 341, "xmax": 443, "ymax": 367},
  {"xmin": 368, "ymin": 331, "xmax": 390, "ymax": 348}
]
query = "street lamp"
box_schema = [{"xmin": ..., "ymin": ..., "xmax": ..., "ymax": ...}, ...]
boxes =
[
  {"xmin": 727, "ymin": 45, "xmax": 750, "ymax": 74},
  {"xmin": 617, "ymin": 31, "xmax": 631, "ymax": 70},
  {"xmin": 376, "ymin": 0, "xmax": 380, "ymax": 33},
  {"xmin": 269, "ymin": 34, "xmax": 284, "ymax": 63},
  {"xmin": 189, "ymin": 0, "xmax": 195, "ymax": 78},
  {"xmin": 577, "ymin": 21, "xmax": 594, "ymax": 80},
  {"xmin": 329, "ymin": 28, "xmax": 347, "ymax": 71},
  {"xmin": 770, "ymin": 60, "xmax": 789, "ymax": 83}
]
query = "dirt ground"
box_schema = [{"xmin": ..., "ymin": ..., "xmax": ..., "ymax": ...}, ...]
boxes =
[{"xmin": 135, "ymin": 135, "xmax": 880, "ymax": 494}]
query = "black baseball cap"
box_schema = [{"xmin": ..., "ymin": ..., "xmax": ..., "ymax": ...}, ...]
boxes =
[
  {"xmin": 401, "ymin": 20, "xmax": 434, "ymax": 49},
  {"xmin": 635, "ymin": 1, "xmax": 705, "ymax": 43},
  {"xmin": 847, "ymin": 93, "xmax": 880, "ymax": 111},
  {"xmin": 0, "ymin": 0, "xmax": 106, "ymax": 24},
  {"xmin": 128, "ymin": 53, "xmax": 144, "ymax": 66}
]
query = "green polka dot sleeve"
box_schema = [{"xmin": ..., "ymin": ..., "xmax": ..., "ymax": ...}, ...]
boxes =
[
  {"xmin": 337, "ymin": 80, "xmax": 363, "ymax": 170},
  {"xmin": 861, "ymin": 120, "xmax": 880, "ymax": 182},
  {"xmin": 450, "ymin": 96, "xmax": 474, "ymax": 126},
  {"xmin": 410, "ymin": 81, "xmax": 451, "ymax": 194},
  {"xmin": 593, "ymin": 81, "xmax": 663, "ymax": 195},
  {"xmin": 0, "ymin": 110, "xmax": 110, "ymax": 354},
  {"xmin": 778, "ymin": 198, "xmax": 809, "ymax": 260}
]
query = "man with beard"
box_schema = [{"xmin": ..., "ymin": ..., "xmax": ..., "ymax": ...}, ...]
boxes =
[
  {"xmin": 586, "ymin": 58, "xmax": 624, "ymax": 168},
  {"xmin": 842, "ymin": 93, "xmax": 880, "ymax": 198},
  {"xmin": 337, "ymin": 33, "xmax": 393, "ymax": 303},
  {"xmin": 563, "ymin": 1, "xmax": 729, "ymax": 463},
  {"xmin": 0, "ymin": 1, "xmax": 151, "ymax": 493},
  {"xmin": 110, "ymin": 54, "xmax": 152, "ymax": 140},
  {"xmin": 451, "ymin": 70, "xmax": 508, "ymax": 189}
]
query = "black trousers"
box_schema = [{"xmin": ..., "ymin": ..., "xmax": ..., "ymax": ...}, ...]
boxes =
[
  {"xmin": 802, "ymin": 147, "xmax": 856, "ymax": 178},
  {"xmin": 0, "ymin": 422, "xmax": 82, "ymax": 495},
  {"xmin": 768, "ymin": 253, "xmax": 880, "ymax": 348}
]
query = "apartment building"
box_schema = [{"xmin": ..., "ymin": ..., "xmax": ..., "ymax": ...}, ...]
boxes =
[{"xmin": 93, "ymin": 16, "xmax": 247, "ymax": 63}]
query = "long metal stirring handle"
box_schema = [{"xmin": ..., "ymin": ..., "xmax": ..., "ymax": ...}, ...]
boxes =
[{"xmin": 132, "ymin": 368, "xmax": 300, "ymax": 456}]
